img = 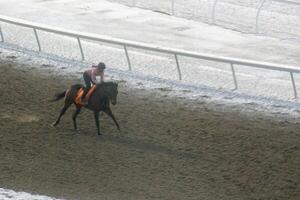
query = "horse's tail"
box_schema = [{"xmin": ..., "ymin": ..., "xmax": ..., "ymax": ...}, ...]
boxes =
[
  {"xmin": 51, "ymin": 90, "xmax": 67, "ymax": 102},
  {"xmin": 51, "ymin": 84, "xmax": 83, "ymax": 102}
]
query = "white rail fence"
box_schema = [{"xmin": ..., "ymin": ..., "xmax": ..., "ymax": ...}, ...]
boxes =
[
  {"xmin": 254, "ymin": 0, "xmax": 300, "ymax": 33},
  {"xmin": 0, "ymin": 15, "xmax": 300, "ymax": 98},
  {"xmin": 119, "ymin": 0, "xmax": 300, "ymax": 34}
]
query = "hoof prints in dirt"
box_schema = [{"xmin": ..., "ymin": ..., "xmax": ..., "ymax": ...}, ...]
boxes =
[
  {"xmin": 0, "ymin": 61, "xmax": 299, "ymax": 200},
  {"xmin": 6, "ymin": 55, "xmax": 17, "ymax": 59}
]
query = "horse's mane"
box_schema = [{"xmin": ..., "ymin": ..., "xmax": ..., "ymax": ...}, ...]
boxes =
[
  {"xmin": 96, "ymin": 81, "xmax": 115, "ymax": 85},
  {"xmin": 70, "ymin": 82, "xmax": 117, "ymax": 94},
  {"xmin": 96, "ymin": 82, "xmax": 117, "ymax": 88}
]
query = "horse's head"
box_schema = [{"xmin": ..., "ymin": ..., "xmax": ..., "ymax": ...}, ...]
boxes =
[
  {"xmin": 97, "ymin": 82, "xmax": 118, "ymax": 105},
  {"xmin": 96, "ymin": 82, "xmax": 118, "ymax": 105}
]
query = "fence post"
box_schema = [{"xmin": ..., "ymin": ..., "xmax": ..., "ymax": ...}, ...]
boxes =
[
  {"xmin": 124, "ymin": 45, "xmax": 132, "ymax": 71},
  {"xmin": 33, "ymin": 28, "xmax": 41, "ymax": 51},
  {"xmin": 77, "ymin": 37, "xmax": 85, "ymax": 61},
  {"xmin": 211, "ymin": 0, "xmax": 218, "ymax": 24},
  {"xmin": 290, "ymin": 72, "xmax": 298, "ymax": 99},
  {"xmin": 256, "ymin": 0, "xmax": 266, "ymax": 34},
  {"xmin": 230, "ymin": 63, "xmax": 238, "ymax": 90},
  {"xmin": 0, "ymin": 25, "xmax": 4, "ymax": 42},
  {"xmin": 171, "ymin": 0, "xmax": 175, "ymax": 15},
  {"xmin": 174, "ymin": 54, "xmax": 182, "ymax": 80}
]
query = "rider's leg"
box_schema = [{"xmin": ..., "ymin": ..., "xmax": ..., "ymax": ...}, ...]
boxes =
[
  {"xmin": 81, "ymin": 72, "xmax": 91, "ymax": 100},
  {"xmin": 81, "ymin": 87, "xmax": 89, "ymax": 100}
]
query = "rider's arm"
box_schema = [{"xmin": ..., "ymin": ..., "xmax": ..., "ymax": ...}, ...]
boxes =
[
  {"xmin": 100, "ymin": 72, "xmax": 104, "ymax": 83},
  {"xmin": 91, "ymin": 69, "xmax": 97, "ymax": 83}
]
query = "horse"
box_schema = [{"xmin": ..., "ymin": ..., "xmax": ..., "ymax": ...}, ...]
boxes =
[{"xmin": 52, "ymin": 82, "xmax": 120, "ymax": 135}]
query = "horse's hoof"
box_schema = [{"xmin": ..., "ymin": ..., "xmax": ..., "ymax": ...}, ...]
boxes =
[{"xmin": 52, "ymin": 122, "xmax": 58, "ymax": 127}]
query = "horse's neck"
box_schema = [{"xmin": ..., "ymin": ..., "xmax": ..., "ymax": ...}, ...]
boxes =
[{"xmin": 96, "ymin": 85, "xmax": 112, "ymax": 97}]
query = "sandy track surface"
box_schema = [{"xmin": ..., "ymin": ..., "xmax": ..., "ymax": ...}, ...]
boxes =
[{"xmin": 0, "ymin": 58, "xmax": 299, "ymax": 200}]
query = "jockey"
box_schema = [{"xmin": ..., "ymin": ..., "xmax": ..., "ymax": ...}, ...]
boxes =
[{"xmin": 81, "ymin": 62, "xmax": 106, "ymax": 103}]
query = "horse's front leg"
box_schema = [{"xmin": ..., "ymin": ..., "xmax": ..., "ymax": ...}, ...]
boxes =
[
  {"xmin": 72, "ymin": 106, "xmax": 82, "ymax": 131},
  {"xmin": 93, "ymin": 111, "xmax": 101, "ymax": 135},
  {"xmin": 52, "ymin": 102, "xmax": 72, "ymax": 127},
  {"xmin": 104, "ymin": 106, "xmax": 121, "ymax": 131}
]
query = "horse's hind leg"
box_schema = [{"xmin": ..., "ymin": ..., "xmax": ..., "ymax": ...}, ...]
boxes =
[
  {"xmin": 52, "ymin": 102, "xmax": 72, "ymax": 127},
  {"xmin": 72, "ymin": 106, "xmax": 81, "ymax": 131},
  {"xmin": 93, "ymin": 111, "xmax": 101, "ymax": 135}
]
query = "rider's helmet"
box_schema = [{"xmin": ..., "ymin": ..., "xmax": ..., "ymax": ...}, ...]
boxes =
[{"xmin": 97, "ymin": 62, "xmax": 106, "ymax": 70}]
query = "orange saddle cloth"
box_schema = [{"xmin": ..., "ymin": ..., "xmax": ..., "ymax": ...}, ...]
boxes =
[{"xmin": 75, "ymin": 85, "xmax": 96, "ymax": 106}]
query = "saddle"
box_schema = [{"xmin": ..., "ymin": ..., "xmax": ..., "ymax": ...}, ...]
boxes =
[{"xmin": 75, "ymin": 85, "xmax": 97, "ymax": 106}]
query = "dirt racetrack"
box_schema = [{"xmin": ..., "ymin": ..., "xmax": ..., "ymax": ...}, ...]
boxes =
[{"xmin": 0, "ymin": 57, "xmax": 299, "ymax": 200}]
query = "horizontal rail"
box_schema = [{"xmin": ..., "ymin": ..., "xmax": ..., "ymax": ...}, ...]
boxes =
[
  {"xmin": 271, "ymin": 0, "xmax": 300, "ymax": 6},
  {"xmin": 0, "ymin": 14, "xmax": 299, "ymax": 98},
  {"xmin": 0, "ymin": 15, "xmax": 299, "ymax": 74}
]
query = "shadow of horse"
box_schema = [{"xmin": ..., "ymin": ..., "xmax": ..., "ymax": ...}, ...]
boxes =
[
  {"xmin": 100, "ymin": 134, "xmax": 211, "ymax": 162},
  {"xmin": 52, "ymin": 82, "xmax": 120, "ymax": 135}
]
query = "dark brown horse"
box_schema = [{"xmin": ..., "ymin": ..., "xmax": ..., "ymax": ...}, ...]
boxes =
[{"xmin": 52, "ymin": 82, "xmax": 120, "ymax": 135}]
